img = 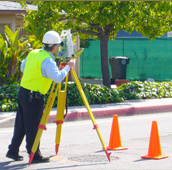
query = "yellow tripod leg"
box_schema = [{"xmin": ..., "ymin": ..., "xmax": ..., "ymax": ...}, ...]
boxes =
[
  {"xmin": 55, "ymin": 75, "xmax": 68, "ymax": 154},
  {"xmin": 29, "ymin": 82, "xmax": 60, "ymax": 165},
  {"xmin": 71, "ymin": 68, "xmax": 111, "ymax": 162}
]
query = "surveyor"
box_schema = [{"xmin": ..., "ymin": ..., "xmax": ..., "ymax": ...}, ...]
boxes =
[{"xmin": 6, "ymin": 31, "xmax": 75, "ymax": 163}]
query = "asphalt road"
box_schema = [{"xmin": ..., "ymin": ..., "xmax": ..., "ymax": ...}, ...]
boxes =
[{"xmin": 1, "ymin": 112, "xmax": 172, "ymax": 170}]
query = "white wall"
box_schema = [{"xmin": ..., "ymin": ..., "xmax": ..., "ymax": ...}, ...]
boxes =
[{"xmin": 0, "ymin": 14, "xmax": 16, "ymax": 33}]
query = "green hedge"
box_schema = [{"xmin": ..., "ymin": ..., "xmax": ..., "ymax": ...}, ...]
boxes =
[
  {"xmin": 0, "ymin": 83, "xmax": 19, "ymax": 112},
  {"xmin": 117, "ymin": 81, "xmax": 172, "ymax": 100},
  {"xmin": 1, "ymin": 81, "xmax": 172, "ymax": 112}
]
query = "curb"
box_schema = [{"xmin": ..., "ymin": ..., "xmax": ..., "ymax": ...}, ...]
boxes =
[
  {"xmin": 1, "ymin": 98, "xmax": 172, "ymax": 128},
  {"xmin": 47, "ymin": 104, "xmax": 172, "ymax": 123}
]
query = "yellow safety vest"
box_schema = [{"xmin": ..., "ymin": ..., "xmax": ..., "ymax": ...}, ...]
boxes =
[{"xmin": 20, "ymin": 49, "xmax": 53, "ymax": 94}]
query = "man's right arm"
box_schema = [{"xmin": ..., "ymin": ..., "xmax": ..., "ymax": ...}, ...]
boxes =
[{"xmin": 43, "ymin": 58, "xmax": 70, "ymax": 83}]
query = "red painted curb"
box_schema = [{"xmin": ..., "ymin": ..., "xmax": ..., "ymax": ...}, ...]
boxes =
[{"xmin": 48, "ymin": 104, "xmax": 172, "ymax": 123}]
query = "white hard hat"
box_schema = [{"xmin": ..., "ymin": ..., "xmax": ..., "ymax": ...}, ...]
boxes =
[{"xmin": 42, "ymin": 31, "xmax": 61, "ymax": 44}]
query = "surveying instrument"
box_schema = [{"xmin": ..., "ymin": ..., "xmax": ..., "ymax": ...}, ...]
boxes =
[{"xmin": 29, "ymin": 29, "xmax": 111, "ymax": 165}]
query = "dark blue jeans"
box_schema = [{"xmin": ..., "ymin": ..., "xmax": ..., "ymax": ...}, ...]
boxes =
[{"xmin": 8, "ymin": 87, "xmax": 44, "ymax": 155}]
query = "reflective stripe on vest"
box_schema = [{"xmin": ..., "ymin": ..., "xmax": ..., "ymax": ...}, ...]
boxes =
[{"xmin": 20, "ymin": 49, "xmax": 53, "ymax": 94}]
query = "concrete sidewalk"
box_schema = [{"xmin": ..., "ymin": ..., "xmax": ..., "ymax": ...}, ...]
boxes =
[
  {"xmin": 1, "ymin": 98, "xmax": 172, "ymax": 127},
  {"xmin": 48, "ymin": 98, "xmax": 172, "ymax": 122}
]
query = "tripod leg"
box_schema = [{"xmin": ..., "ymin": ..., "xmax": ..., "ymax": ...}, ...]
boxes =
[
  {"xmin": 70, "ymin": 68, "xmax": 111, "ymax": 162},
  {"xmin": 55, "ymin": 75, "xmax": 68, "ymax": 154},
  {"xmin": 29, "ymin": 82, "xmax": 60, "ymax": 165}
]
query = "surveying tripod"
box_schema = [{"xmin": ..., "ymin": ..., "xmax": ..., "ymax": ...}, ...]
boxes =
[{"xmin": 29, "ymin": 63, "xmax": 111, "ymax": 165}]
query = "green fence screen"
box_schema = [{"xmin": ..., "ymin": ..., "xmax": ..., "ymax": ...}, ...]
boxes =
[{"xmin": 80, "ymin": 38, "xmax": 172, "ymax": 81}]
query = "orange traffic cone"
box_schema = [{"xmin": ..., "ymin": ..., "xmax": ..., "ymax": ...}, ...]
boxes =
[
  {"xmin": 141, "ymin": 121, "xmax": 169, "ymax": 159},
  {"xmin": 107, "ymin": 114, "xmax": 128, "ymax": 150}
]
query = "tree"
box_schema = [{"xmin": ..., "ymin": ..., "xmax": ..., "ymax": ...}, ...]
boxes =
[{"xmin": 22, "ymin": 1, "xmax": 172, "ymax": 87}]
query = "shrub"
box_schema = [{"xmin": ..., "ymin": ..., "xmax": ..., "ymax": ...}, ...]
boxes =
[
  {"xmin": 1, "ymin": 81, "xmax": 172, "ymax": 112},
  {"xmin": 0, "ymin": 82, "xmax": 123, "ymax": 112},
  {"xmin": 0, "ymin": 82, "xmax": 19, "ymax": 111},
  {"xmin": 0, "ymin": 26, "xmax": 42, "ymax": 85},
  {"xmin": 44, "ymin": 82, "xmax": 123, "ymax": 108},
  {"xmin": 117, "ymin": 81, "xmax": 172, "ymax": 100}
]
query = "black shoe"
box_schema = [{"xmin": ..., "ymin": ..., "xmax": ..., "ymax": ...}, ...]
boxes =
[
  {"xmin": 6, "ymin": 150, "xmax": 23, "ymax": 161},
  {"xmin": 32, "ymin": 155, "xmax": 49, "ymax": 163}
]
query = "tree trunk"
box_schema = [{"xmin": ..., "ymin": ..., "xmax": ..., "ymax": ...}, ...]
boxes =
[{"xmin": 100, "ymin": 36, "xmax": 111, "ymax": 88}]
